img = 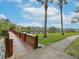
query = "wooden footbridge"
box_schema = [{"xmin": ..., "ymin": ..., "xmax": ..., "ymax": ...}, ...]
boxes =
[{"xmin": 5, "ymin": 30, "xmax": 38, "ymax": 58}]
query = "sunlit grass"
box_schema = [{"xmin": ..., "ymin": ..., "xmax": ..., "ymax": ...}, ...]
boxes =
[
  {"xmin": 37, "ymin": 32, "xmax": 79, "ymax": 46},
  {"xmin": 65, "ymin": 38, "xmax": 79, "ymax": 58}
]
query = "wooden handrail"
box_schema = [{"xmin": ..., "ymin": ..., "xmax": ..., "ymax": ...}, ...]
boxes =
[{"xmin": 12, "ymin": 31, "xmax": 38, "ymax": 49}]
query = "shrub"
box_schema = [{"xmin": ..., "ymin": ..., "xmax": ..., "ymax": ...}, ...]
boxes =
[{"xmin": 1, "ymin": 30, "xmax": 8, "ymax": 36}]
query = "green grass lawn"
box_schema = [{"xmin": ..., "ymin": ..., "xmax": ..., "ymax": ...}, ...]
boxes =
[
  {"xmin": 37, "ymin": 32, "xmax": 79, "ymax": 46},
  {"xmin": 65, "ymin": 38, "xmax": 79, "ymax": 58}
]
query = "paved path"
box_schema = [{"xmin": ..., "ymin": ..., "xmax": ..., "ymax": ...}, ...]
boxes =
[
  {"xmin": 49, "ymin": 35, "xmax": 79, "ymax": 52},
  {"xmin": 0, "ymin": 38, "xmax": 5, "ymax": 59},
  {"xmin": 16, "ymin": 35, "xmax": 79, "ymax": 59},
  {"xmin": 8, "ymin": 32, "xmax": 33, "ymax": 59}
]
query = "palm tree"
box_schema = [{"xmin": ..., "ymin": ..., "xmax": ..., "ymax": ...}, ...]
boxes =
[
  {"xmin": 56, "ymin": 0, "xmax": 67, "ymax": 35},
  {"xmin": 36, "ymin": 0, "xmax": 53, "ymax": 38}
]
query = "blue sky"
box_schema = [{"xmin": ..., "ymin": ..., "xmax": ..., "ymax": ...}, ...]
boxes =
[{"xmin": 0, "ymin": 0, "xmax": 79, "ymax": 28}]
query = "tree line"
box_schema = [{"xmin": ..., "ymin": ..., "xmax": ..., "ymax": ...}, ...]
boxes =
[{"xmin": 0, "ymin": 18, "xmax": 78, "ymax": 36}]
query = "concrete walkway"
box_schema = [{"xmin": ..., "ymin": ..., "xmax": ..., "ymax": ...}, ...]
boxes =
[
  {"xmin": 0, "ymin": 38, "xmax": 5, "ymax": 59},
  {"xmin": 16, "ymin": 35, "xmax": 79, "ymax": 59},
  {"xmin": 49, "ymin": 35, "xmax": 79, "ymax": 52}
]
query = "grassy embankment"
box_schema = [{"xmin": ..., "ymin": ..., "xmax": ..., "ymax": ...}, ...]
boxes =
[
  {"xmin": 65, "ymin": 38, "xmax": 79, "ymax": 58},
  {"xmin": 37, "ymin": 32, "xmax": 79, "ymax": 46}
]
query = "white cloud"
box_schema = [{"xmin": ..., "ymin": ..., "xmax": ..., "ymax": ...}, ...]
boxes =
[
  {"xmin": 29, "ymin": 0, "xmax": 39, "ymax": 4},
  {"xmin": 18, "ymin": 22, "xmax": 42, "ymax": 27},
  {"xmin": 23, "ymin": 6, "xmax": 58, "ymax": 15},
  {"xmin": 52, "ymin": 24, "xmax": 61, "ymax": 28},
  {"xmin": 24, "ymin": 4, "xmax": 32, "ymax": 7},
  {"xmin": 0, "ymin": 14, "xmax": 7, "ymax": 19},
  {"xmin": 20, "ymin": 2, "xmax": 78, "ymax": 27},
  {"xmin": 20, "ymin": 8, "xmax": 78, "ymax": 28},
  {"xmin": 22, "ymin": 6, "xmax": 59, "ymax": 22},
  {"xmin": 22, "ymin": 5, "xmax": 73, "ymax": 24}
]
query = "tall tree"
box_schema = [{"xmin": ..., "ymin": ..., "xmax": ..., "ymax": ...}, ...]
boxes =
[
  {"xmin": 56, "ymin": 0, "xmax": 67, "ymax": 35},
  {"xmin": 36, "ymin": 0, "xmax": 53, "ymax": 38}
]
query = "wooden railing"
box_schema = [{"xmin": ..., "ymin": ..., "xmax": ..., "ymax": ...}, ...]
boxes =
[
  {"xmin": 5, "ymin": 30, "xmax": 38, "ymax": 58},
  {"xmin": 12, "ymin": 31, "xmax": 38, "ymax": 49}
]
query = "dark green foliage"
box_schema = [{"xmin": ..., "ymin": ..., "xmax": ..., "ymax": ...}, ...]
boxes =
[
  {"xmin": 65, "ymin": 28, "xmax": 76, "ymax": 32},
  {"xmin": 0, "ymin": 18, "xmax": 16, "ymax": 36},
  {"xmin": 74, "ymin": 6, "xmax": 79, "ymax": 13},
  {"xmin": 1, "ymin": 30, "xmax": 8, "ymax": 36},
  {"xmin": 48, "ymin": 26, "xmax": 57, "ymax": 33},
  {"xmin": 71, "ymin": 6, "xmax": 79, "ymax": 23}
]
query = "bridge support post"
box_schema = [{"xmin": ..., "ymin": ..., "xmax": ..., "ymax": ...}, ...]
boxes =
[
  {"xmin": 33, "ymin": 35, "xmax": 38, "ymax": 49},
  {"xmin": 5, "ymin": 37, "xmax": 13, "ymax": 58}
]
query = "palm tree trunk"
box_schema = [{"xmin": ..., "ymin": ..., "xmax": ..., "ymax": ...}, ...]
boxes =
[
  {"xmin": 60, "ymin": 1, "xmax": 64, "ymax": 35},
  {"xmin": 44, "ymin": 3, "xmax": 48, "ymax": 38}
]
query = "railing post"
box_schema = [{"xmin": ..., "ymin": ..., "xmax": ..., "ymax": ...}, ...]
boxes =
[
  {"xmin": 33, "ymin": 35, "xmax": 38, "ymax": 49},
  {"xmin": 18, "ymin": 32, "xmax": 20, "ymax": 38},
  {"xmin": 24, "ymin": 33, "xmax": 26, "ymax": 41},
  {"xmin": 5, "ymin": 37, "xmax": 13, "ymax": 58},
  {"xmin": 20, "ymin": 33, "xmax": 22, "ymax": 40},
  {"xmin": 17, "ymin": 32, "xmax": 19, "ymax": 37}
]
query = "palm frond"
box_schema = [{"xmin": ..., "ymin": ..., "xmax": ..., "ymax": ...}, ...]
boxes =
[
  {"xmin": 74, "ymin": 6, "xmax": 79, "ymax": 13},
  {"xmin": 36, "ymin": 0, "xmax": 53, "ymax": 4},
  {"xmin": 49, "ymin": 0, "xmax": 53, "ymax": 3},
  {"xmin": 56, "ymin": 0, "xmax": 68, "ymax": 6},
  {"xmin": 63, "ymin": 0, "xmax": 68, "ymax": 4},
  {"xmin": 72, "ymin": 15, "xmax": 79, "ymax": 23},
  {"xmin": 36, "ymin": 0, "xmax": 42, "ymax": 2}
]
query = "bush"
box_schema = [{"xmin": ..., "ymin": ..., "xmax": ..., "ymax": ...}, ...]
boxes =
[{"xmin": 1, "ymin": 30, "xmax": 8, "ymax": 36}]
